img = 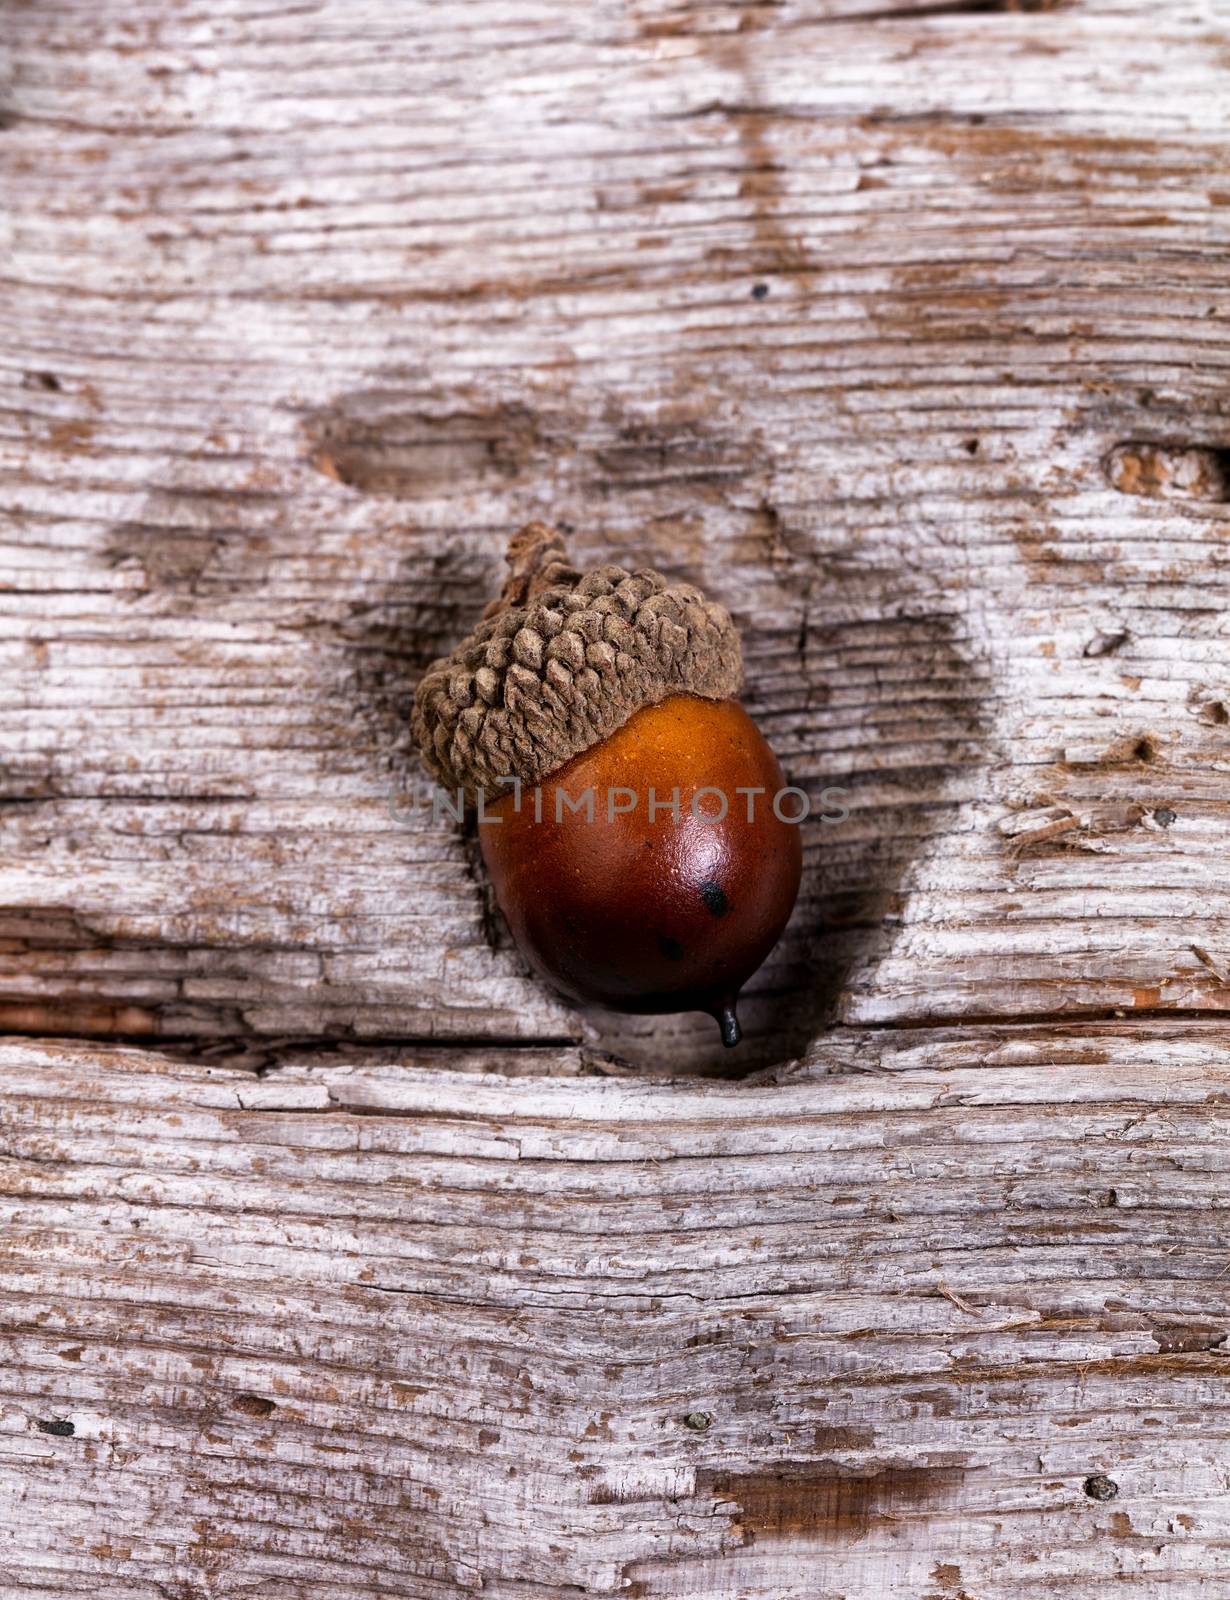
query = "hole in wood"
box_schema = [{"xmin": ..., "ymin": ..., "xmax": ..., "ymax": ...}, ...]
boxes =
[
  {"xmin": 232, "ymin": 1393, "xmax": 276, "ymax": 1418},
  {"xmin": 1104, "ymin": 441, "xmax": 1230, "ymax": 502}
]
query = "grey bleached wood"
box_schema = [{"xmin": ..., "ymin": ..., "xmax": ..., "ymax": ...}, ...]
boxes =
[
  {"xmin": 3, "ymin": 0, "xmax": 1230, "ymax": 1069},
  {"xmin": 3, "ymin": 0, "xmax": 1230, "ymax": 1594},
  {"xmin": 3, "ymin": 1026, "xmax": 1230, "ymax": 1597}
]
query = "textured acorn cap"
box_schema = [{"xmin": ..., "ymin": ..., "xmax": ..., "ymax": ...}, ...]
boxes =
[{"xmin": 412, "ymin": 523, "xmax": 743, "ymax": 801}]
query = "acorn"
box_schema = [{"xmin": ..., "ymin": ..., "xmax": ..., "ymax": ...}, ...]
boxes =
[{"xmin": 411, "ymin": 524, "xmax": 801, "ymax": 1047}]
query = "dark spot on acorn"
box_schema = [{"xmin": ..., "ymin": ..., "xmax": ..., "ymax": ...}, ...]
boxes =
[{"xmin": 412, "ymin": 524, "xmax": 802, "ymax": 1049}]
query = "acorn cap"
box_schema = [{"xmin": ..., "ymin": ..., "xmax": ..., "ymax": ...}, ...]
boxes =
[{"xmin": 412, "ymin": 523, "xmax": 744, "ymax": 801}]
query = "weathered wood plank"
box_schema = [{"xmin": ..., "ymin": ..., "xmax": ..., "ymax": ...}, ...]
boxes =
[
  {"xmin": 3, "ymin": 0, "xmax": 1229, "ymax": 1068},
  {"xmin": 4, "ymin": 1, "xmax": 1230, "ymax": 1591},
  {"xmin": 1, "ymin": 1026, "xmax": 1229, "ymax": 1595}
]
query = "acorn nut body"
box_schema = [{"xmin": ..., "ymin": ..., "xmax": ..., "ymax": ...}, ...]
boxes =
[{"xmin": 412, "ymin": 525, "xmax": 802, "ymax": 1047}]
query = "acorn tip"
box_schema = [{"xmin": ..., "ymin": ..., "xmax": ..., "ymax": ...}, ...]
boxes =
[{"xmin": 715, "ymin": 1001, "xmax": 742, "ymax": 1049}]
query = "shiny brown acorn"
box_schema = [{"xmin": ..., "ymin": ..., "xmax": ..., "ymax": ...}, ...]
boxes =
[
  {"xmin": 411, "ymin": 524, "xmax": 802, "ymax": 1047},
  {"xmin": 479, "ymin": 694, "xmax": 800, "ymax": 1045}
]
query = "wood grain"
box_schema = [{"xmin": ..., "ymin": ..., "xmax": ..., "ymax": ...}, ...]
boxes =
[
  {"xmin": 3, "ymin": 0, "xmax": 1230, "ymax": 1590},
  {"xmin": 4, "ymin": 0, "xmax": 1229, "ymax": 1069},
  {"xmin": 2, "ymin": 1025, "xmax": 1230, "ymax": 1595}
]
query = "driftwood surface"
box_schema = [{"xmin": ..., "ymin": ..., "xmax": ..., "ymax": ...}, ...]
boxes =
[{"xmin": 2, "ymin": 0, "xmax": 1230, "ymax": 1592}]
